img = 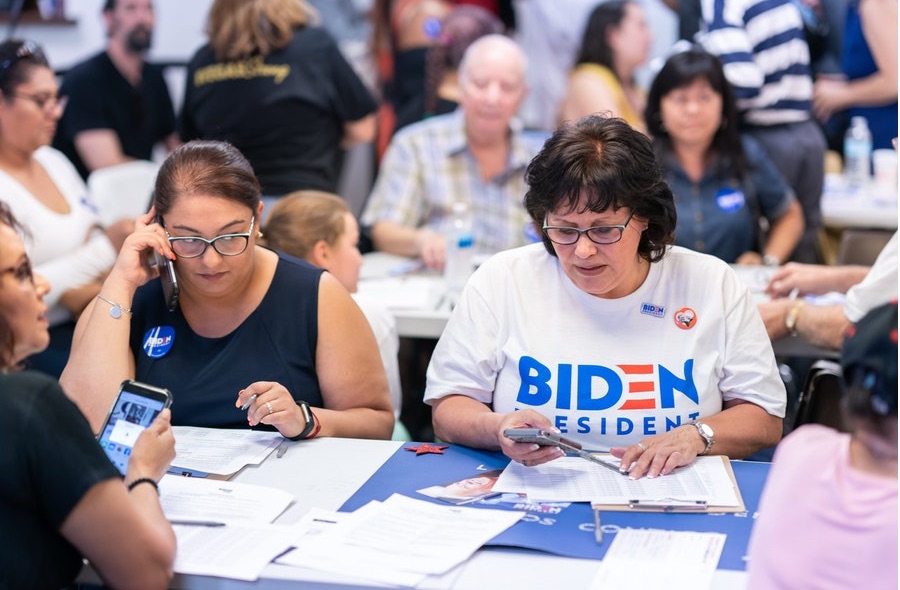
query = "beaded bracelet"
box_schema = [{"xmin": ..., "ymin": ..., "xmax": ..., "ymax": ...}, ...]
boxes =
[{"xmin": 127, "ymin": 477, "xmax": 159, "ymax": 494}]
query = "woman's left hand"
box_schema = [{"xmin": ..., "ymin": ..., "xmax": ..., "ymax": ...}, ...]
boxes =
[
  {"xmin": 237, "ymin": 381, "xmax": 313, "ymax": 439},
  {"xmin": 609, "ymin": 425, "xmax": 704, "ymax": 479}
]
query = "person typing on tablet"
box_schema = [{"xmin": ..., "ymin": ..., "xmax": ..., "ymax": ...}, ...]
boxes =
[
  {"xmin": 425, "ymin": 115, "xmax": 785, "ymax": 479},
  {"xmin": 0, "ymin": 201, "xmax": 176, "ymax": 589}
]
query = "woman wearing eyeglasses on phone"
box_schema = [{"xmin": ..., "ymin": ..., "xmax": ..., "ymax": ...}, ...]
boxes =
[
  {"xmin": 425, "ymin": 115, "xmax": 786, "ymax": 479},
  {"xmin": 0, "ymin": 39, "xmax": 133, "ymax": 379},
  {"xmin": 61, "ymin": 140, "xmax": 393, "ymax": 441},
  {"xmin": 0, "ymin": 202, "xmax": 175, "ymax": 589}
]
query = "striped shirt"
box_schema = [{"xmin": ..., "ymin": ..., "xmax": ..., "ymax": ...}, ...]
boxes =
[
  {"xmin": 362, "ymin": 110, "xmax": 546, "ymax": 255},
  {"xmin": 698, "ymin": 0, "xmax": 813, "ymax": 126}
]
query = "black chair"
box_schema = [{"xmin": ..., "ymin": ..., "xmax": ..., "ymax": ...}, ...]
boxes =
[{"xmin": 794, "ymin": 360, "xmax": 848, "ymax": 432}]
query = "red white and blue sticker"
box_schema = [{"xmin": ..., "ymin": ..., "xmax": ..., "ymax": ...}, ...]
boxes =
[
  {"xmin": 142, "ymin": 326, "xmax": 175, "ymax": 358},
  {"xmin": 640, "ymin": 302, "xmax": 665, "ymax": 318}
]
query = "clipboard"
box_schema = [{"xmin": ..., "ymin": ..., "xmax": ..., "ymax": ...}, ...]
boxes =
[{"xmin": 590, "ymin": 456, "xmax": 746, "ymax": 514}]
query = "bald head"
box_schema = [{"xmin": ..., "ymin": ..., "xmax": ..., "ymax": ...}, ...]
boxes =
[
  {"xmin": 458, "ymin": 35, "xmax": 528, "ymax": 139},
  {"xmin": 459, "ymin": 34, "xmax": 527, "ymax": 87}
]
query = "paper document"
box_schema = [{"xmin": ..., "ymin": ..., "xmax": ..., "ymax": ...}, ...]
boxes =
[
  {"xmin": 356, "ymin": 276, "xmax": 440, "ymax": 310},
  {"xmin": 494, "ymin": 456, "xmax": 741, "ymax": 506},
  {"xmin": 159, "ymin": 474, "xmax": 295, "ymax": 525},
  {"xmin": 170, "ymin": 426, "xmax": 282, "ymax": 475},
  {"xmin": 589, "ymin": 529, "xmax": 726, "ymax": 590},
  {"xmin": 280, "ymin": 493, "xmax": 524, "ymax": 585},
  {"xmin": 172, "ymin": 523, "xmax": 296, "ymax": 582}
]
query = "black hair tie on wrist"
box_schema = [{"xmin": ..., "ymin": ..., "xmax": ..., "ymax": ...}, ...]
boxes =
[{"xmin": 127, "ymin": 477, "xmax": 159, "ymax": 495}]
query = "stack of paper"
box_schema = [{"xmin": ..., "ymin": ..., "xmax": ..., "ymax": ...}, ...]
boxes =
[
  {"xmin": 278, "ymin": 494, "xmax": 525, "ymax": 586},
  {"xmin": 494, "ymin": 455, "xmax": 743, "ymax": 508},
  {"xmin": 169, "ymin": 426, "xmax": 282, "ymax": 475},
  {"xmin": 159, "ymin": 475, "xmax": 297, "ymax": 581}
]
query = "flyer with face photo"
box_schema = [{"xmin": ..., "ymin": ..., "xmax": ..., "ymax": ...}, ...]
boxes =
[{"xmin": 417, "ymin": 469, "xmax": 504, "ymax": 505}]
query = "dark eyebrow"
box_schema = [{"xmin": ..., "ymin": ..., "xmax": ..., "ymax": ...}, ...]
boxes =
[{"xmin": 169, "ymin": 219, "xmax": 246, "ymax": 235}]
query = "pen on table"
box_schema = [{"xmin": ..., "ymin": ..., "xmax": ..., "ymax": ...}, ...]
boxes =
[
  {"xmin": 169, "ymin": 520, "xmax": 226, "ymax": 527},
  {"xmin": 276, "ymin": 441, "xmax": 288, "ymax": 458},
  {"xmin": 240, "ymin": 393, "xmax": 258, "ymax": 411}
]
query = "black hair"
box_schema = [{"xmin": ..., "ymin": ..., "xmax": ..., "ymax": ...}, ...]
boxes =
[
  {"xmin": 0, "ymin": 39, "xmax": 49, "ymax": 98},
  {"xmin": 523, "ymin": 114, "xmax": 676, "ymax": 262},
  {"xmin": 0, "ymin": 201, "xmax": 27, "ymax": 370},
  {"xmin": 645, "ymin": 47, "xmax": 746, "ymax": 178},
  {"xmin": 574, "ymin": 1, "xmax": 629, "ymax": 78},
  {"xmin": 154, "ymin": 140, "xmax": 261, "ymax": 216}
]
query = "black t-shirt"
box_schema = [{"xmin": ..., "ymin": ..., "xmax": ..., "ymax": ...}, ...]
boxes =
[
  {"xmin": 53, "ymin": 51, "xmax": 177, "ymax": 180},
  {"xmin": 179, "ymin": 26, "xmax": 377, "ymax": 196},
  {"xmin": 130, "ymin": 252, "xmax": 325, "ymax": 428},
  {"xmin": 0, "ymin": 371, "xmax": 120, "ymax": 589}
]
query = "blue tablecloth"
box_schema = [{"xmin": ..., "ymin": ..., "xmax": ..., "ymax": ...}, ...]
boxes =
[{"xmin": 341, "ymin": 444, "xmax": 770, "ymax": 571}]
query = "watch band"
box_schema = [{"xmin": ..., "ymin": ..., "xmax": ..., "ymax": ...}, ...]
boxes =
[
  {"xmin": 691, "ymin": 420, "xmax": 715, "ymax": 455},
  {"xmin": 287, "ymin": 400, "xmax": 319, "ymax": 440}
]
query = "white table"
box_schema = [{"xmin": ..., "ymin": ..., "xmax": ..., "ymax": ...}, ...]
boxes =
[
  {"xmin": 820, "ymin": 174, "xmax": 898, "ymax": 230},
  {"xmin": 78, "ymin": 437, "xmax": 749, "ymax": 589},
  {"xmin": 358, "ymin": 252, "xmax": 451, "ymax": 339}
]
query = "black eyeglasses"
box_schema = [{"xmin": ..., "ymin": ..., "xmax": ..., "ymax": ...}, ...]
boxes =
[
  {"xmin": 0, "ymin": 258, "xmax": 34, "ymax": 284},
  {"xmin": 0, "ymin": 40, "xmax": 42, "ymax": 81},
  {"xmin": 9, "ymin": 92, "xmax": 67, "ymax": 113},
  {"xmin": 164, "ymin": 216, "xmax": 255, "ymax": 259},
  {"xmin": 542, "ymin": 211, "xmax": 635, "ymax": 246}
]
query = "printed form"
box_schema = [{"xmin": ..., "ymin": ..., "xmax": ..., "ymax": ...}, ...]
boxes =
[{"xmin": 494, "ymin": 455, "xmax": 742, "ymax": 506}]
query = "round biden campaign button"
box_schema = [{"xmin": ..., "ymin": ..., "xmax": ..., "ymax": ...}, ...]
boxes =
[{"xmin": 142, "ymin": 326, "xmax": 175, "ymax": 358}]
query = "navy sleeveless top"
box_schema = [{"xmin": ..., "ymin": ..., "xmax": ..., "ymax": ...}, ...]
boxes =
[{"xmin": 129, "ymin": 251, "xmax": 323, "ymax": 428}]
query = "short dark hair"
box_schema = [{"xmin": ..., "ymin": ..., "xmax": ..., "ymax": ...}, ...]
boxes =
[
  {"xmin": 0, "ymin": 201, "xmax": 26, "ymax": 370},
  {"xmin": 575, "ymin": 1, "xmax": 629, "ymax": 76},
  {"xmin": 102, "ymin": 0, "xmax": 115, "ymax": 12},
  {"xmin": 645, "ymin": 46, "xmax": 746, "ymax": 177},
  {"xmin": 0, "ymin": 39, "xmax": 49, "ymax": 98},
  {"xmin": 154, "ymin": 140, "xmax": 261, "ymax": 216},
  {"xmin": 523, "ymin": 114, "xmax": 676, "ymax": 262}
]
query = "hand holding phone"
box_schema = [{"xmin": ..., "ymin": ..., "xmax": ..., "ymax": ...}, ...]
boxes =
[
  {"xmin": 154, "ymin": 215, "xmax": 179, "ymax": 311},
  {"xmin": 503, "ymin": 427, "xmax": 626, "ymax": 476},
  {"xmin": 97, "ymin": 381, "xmax": 173, "ymax": 475}
]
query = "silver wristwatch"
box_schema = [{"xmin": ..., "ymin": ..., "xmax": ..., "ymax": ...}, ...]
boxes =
[{"xmin": 691, "ymin": 420, "xmax": 715, "ymax": 455}]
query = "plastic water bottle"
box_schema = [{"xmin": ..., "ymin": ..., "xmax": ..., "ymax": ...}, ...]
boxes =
[
  {"xmin": 444, "ymin": 201, "xmax": 474, "ymax": 303},
  {"xmin": 844, "ymin": 116, "xmax": 872, "ymax": 187}
]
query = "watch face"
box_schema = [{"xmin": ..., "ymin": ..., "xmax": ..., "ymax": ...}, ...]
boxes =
[{"xmin": 699, "ymin": 423, "xmax": 714, "ymax": 438}]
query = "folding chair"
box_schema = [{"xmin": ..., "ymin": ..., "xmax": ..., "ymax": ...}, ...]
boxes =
[
  {"xmin": 87, "ymin": 160, "xmax": 160, "ymax": 226},
  {"xmin": 794, "ymin": 360, "xmax": 848, "ymax": 432}
]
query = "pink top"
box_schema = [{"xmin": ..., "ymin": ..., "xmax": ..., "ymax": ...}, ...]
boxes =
[{"xmin": 747, "ymin": 424, "xmax": 898, "ymax": 589}]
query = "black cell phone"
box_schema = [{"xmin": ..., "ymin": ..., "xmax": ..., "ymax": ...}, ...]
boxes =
[
  {"xmin": 503, "ymin": 428, "xmax": 583, "ymax": 450},
  {"xmin": 154, "ymin": 250, "xmax": 179, "ymax": 312},
  {"xmin": 154, "ymin": 215, "xmax": 179, "ymax": 311},
  {"xmin": 97, "ymin": 380, "xmax": 173, "ymax": 475}
]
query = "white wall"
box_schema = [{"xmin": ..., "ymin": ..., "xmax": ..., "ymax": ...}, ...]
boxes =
[{"xmin": 12, "ymin": 0, "xmax": 213, "ymax": 70}]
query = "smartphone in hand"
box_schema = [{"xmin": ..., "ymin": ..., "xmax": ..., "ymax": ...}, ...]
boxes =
[
  {"xmin": 503, "ymin": 428, "xmax": 626, "ymax": 475},
  {"xmin": 97, "ymin": 380, "xmax": 173, "ymax": 475},
  {"xmin": 503, "ymin": 428, "xmax": 583, "ymax": 450},
  {"xmin": 154, "ymin": 251, "xmax": 179, "ymax": 312},
  {"xmin": 154, "ymin": 215, "xmax": 179, "ymax": 311}
]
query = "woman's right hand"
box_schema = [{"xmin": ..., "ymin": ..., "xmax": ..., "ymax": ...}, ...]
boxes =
[
  {"xmin": 109, "ymin": 209, "xmax": 175, "ymax": 289},
  {"xmin": 496, "ymin": 409, "xmax": 565, "ymax": 467},
  {"xmin": 125, "ymin": 408, "xmax": 176, "ymax": 484}
]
